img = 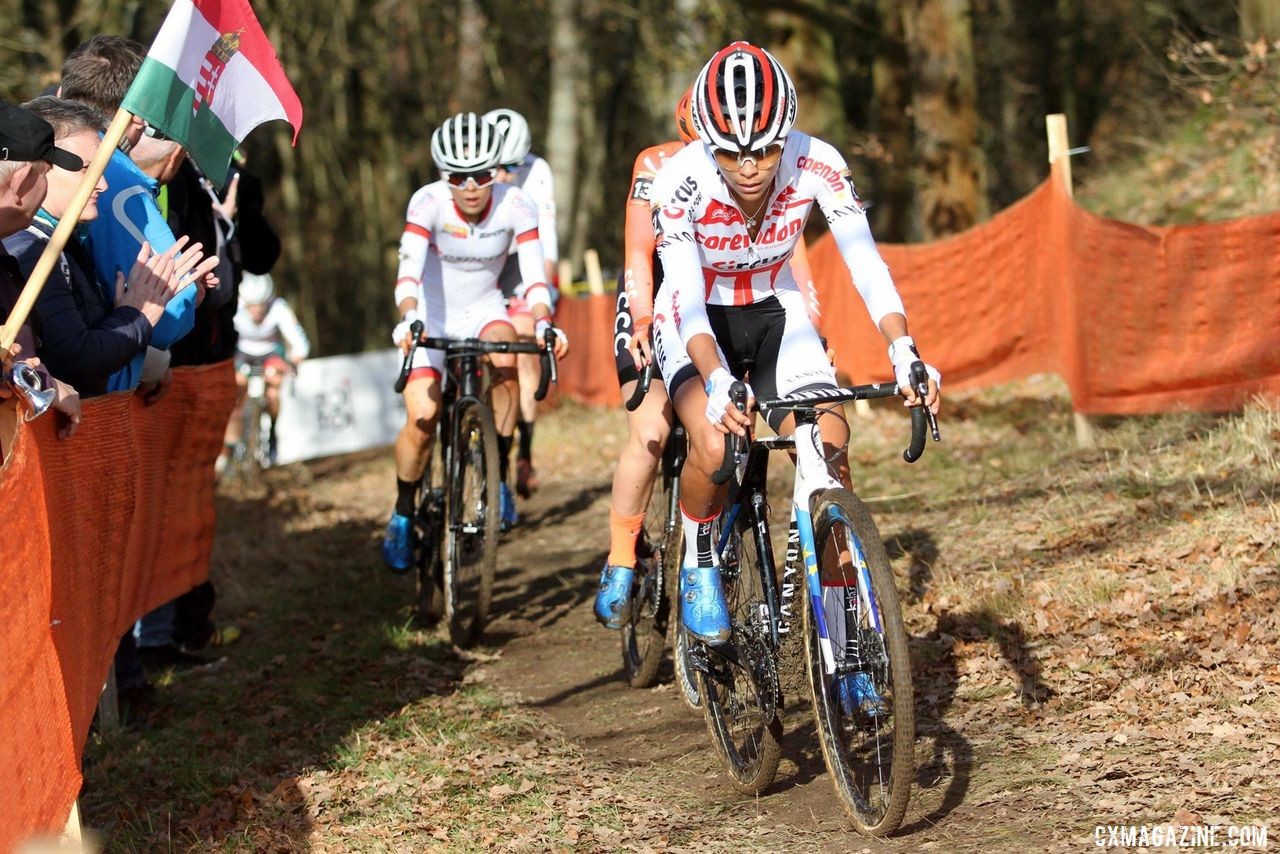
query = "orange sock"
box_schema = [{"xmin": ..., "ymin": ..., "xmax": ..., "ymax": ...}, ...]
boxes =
[{"xmin": 606, "ymin": 507, "xmax": 646, "ymax": 568}]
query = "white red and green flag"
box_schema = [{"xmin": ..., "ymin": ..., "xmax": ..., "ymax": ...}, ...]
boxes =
[{"xmin": 121, "ymin": 0, "xmax": 302, "ymax": 186}]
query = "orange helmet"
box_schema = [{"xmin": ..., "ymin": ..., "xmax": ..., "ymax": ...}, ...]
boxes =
[{"xmin": 675, "ymin": 87, "xmax": 697, "ymax": 143}]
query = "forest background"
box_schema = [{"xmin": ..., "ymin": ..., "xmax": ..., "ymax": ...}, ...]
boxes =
[{"xmin": 1, "ymin": 0, "xmax": 1277, "ymax": 356}]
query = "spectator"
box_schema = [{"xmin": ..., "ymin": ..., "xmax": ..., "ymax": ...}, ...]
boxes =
[
  {"xmin": 4, "ymin": 97, "xmax": 212, "ymax": 395},
  {"xmin": 0, "ymin": 100, "xmax": 82, "ymax": 440},
  {"xmin": 59, "ymin": 35, "xmax": 217, "ymax": 395}
]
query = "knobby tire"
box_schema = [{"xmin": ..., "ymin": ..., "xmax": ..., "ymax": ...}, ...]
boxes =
[
  {"xmin": 805, "ymin": 488, "xmax": 914, "ymax": 836},
  {"xmin": 445, "ymin": 402, "xmax": 499, "ymax": 647}
]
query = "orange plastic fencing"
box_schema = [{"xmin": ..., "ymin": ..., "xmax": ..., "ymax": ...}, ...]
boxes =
[
  {"xmin": 552, "ymin": 170, "xmax": 1280, "ymax": 412},
  {"xmin": 0, "ymin": 362, "xmax": 235, "ymax": 852}
]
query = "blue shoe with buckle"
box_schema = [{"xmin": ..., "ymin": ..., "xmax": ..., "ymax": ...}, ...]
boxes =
[
  {"xmin": 680, "ymin": 565, "xmax": 731, "ymax": 644},
  {"xmin": 593, "ymin": 564, "xmax": 634, "ymax": 629},
  {"xmin": 837, "ymin": 671, "xmax": 887, "ymax": 718},
  {"xmin": 382, "ymin": 512, "xmax": 414, "ymax": 572},
  {"xmin": 499, "ymin": 483, "xmax": 518, "ymax": 531}
]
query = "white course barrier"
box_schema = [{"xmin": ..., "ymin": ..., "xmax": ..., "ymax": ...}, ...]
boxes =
[{"xmin": 272, "ymin": 348, "xmax": 405, "ymax": 465}]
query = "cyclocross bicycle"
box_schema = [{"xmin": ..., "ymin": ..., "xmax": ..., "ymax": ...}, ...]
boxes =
[
  {"xmin": 690, "ymin": 364, "xmax": 938, "ymax": 835},
  {"xmin": 394, "ymin": 320, "xmax": 557, "ymax": 647}
]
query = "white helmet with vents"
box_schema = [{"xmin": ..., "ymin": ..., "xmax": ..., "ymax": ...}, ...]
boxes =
[
  {"xmin": 483, "ymin": 108, "xmax": 532, "ymax": 167},
  {"xmin": 430, "ymin": 112, "xmax": 504, "ymax": 173},
  {"xmin": 240, "ymin": 272, "xmax": 274, "ymax": 306}
]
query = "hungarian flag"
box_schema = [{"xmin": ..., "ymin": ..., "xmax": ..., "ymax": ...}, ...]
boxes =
[{"xmin": 121, "ymin": 0, "xmax": 302, "ymax": 186}]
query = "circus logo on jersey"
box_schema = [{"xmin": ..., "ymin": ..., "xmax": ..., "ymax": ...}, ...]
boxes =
[
  {"xmin": 662, "ymin": 205, "xmax": 685, "ymax": 220},
  {"xmin": 443, "ymin": 222, "xmax": 470, "ymax": 239},
  {"xmin": 697, "ymin": 199, "xmax": 746, "ymax": 228}
]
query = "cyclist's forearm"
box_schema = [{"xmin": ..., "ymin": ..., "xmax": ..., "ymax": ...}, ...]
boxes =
[
  {"xmin": 877, "ymin": 312, "xmax": 908, "ymax": 345},
  {"xmin": 687, "ymin": 333, "xmax": 726, "ymax": 382}
]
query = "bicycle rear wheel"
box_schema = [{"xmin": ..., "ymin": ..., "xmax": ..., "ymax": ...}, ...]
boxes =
[
  {"xmin": 414, "ymin": 428, "xmax": 447, "ymax": 627},
  {"xmin": 444, "ymin": 402, "xmax": 500, "ymax": 647},
  {"xmin": 620, "ymin": 470, "xmax": 676, "ymax": 687},
  {"xmin": 698, "ymin": 506, "xmax": 782, "ymax": 794},
  {"xmin": 804, "ymin": 488, "xmax": 913, "ymax": 835}
]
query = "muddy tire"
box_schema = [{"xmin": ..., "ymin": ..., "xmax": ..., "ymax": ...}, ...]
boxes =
[
  {"xmin": 444, "ymin": 402, "xmax": 499, "ymax": 647},
  {"xmin": 804, "ymin": 488, "xmax": 913, "ymax": 836}
]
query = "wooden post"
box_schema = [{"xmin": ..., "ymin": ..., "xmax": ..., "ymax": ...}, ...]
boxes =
[
  {"xmin": 557, "ymin": 259, "xmax": 573, "ymax": 298},
  {"xmin": 62, "ymin": 800, "xmax": 83, "ymax": 845},
  {"xmin": 97, "ymin": 663, "xmax": 119, "ymax": 734},
  {"xmin": 582, "ymin": 249, "xmax": 605, "ymax": 297},
  {"xmin": 1046, "ymin": 113, "xmax": 1095, "ymax": 450}
]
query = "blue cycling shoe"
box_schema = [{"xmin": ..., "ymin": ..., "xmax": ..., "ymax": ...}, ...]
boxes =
[
  {"xmin": 837, "ymin": 671, "xmax": 887, "ymax": 719},
  {"xmin": 382, "ymin": 512, "xmax": 415, "ymax": 572},
  {"xmin": 680, "ymin": 565, "xmax": 731, "ymax": 644},
  {"xmin": 499, "ymin": 483, "xmax": 518, "ymax": 531},
  {"xmin": 593, "ymin": 564, "xmax": 635, "ymax": 629}
]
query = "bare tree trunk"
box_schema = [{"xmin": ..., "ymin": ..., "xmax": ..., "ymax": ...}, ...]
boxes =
[
  {"xmin": 453, "ymin": 0, "xmax": 487, "ymax": 110},
  {"xmin": 546, "ymin": 0, "xmax": 581, "ymax": 273},
  {"xmin": 871, "ymin": 0, "xmax": 915, "ymax": 241},
  {"xmin": 1241, "ymin": 0, "xmax": 1280, "ymax": 41},
  {"xmin": 903, "ymin": 0, "xmax": 987, "ymax": 238}
]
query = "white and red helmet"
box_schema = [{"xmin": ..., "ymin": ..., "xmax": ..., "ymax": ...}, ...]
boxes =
[{"xmin": 692, "ymin": 41, "xmax": 796, "ymax": 152}]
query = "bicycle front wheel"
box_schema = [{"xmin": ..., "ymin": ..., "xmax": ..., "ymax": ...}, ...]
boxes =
[
  {"xmin": 414, "ymin": 426, "xmax": 447, "ymax": 627},
  {"xmin": 698, "ymin": 506, "xmax": 782, "ymax": 794},
  {"xmin": 444, "ymin": 402, "xmax": 500, "ymax": 647},
  {"xmin": 805, "ymin": 488, "xmax": 913, "ymax": 835}
]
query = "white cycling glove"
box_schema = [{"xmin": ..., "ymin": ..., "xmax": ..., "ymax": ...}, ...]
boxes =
[
  {"xmin": 392, "ymin": 309, "xmax": 422, "ymax": 348},
  {"xmin": 888, "ymin": 335, "xmax": 941, "ymax": 396},
  {"xmin": 704, "ymin": 367, "xmax": 752, "ymax": 426},
  {"xmin": 534, "ymin": 318, "xmax": 569, "ymax": 349}
]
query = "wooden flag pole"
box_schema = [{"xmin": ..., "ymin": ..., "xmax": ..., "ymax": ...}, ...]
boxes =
[
  {"xmin": 0, "ymin": 107, "xmax": 133, "ymax": 353},
  {"xmin": 1045, "ymin": 113, "xmax": 1095, "ymax": 450}
]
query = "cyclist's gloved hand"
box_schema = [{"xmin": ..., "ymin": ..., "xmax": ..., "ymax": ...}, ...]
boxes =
[
  {"xmin": 392, "ymin": 310, "xmax": 422, "ymax": 353},
  {"xmin": 888, "ymin": 335, "xmax": 941, "ymax": 411},
  {"xmin": 535, "ymin": 318, "xmax": 570, "ymax": 358},
  {"xmin": 704, "ymin": 367, "xmax": 753, "ymax": 435}
]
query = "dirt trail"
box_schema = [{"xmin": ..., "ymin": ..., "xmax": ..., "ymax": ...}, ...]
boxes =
[{"xmin": 483, "ymin": 475, "xmax": 961, "ymax": 853}]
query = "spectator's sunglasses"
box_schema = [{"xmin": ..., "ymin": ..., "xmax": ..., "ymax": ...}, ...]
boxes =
[
  {"xmin": 142, "ymin": 121, "xmax": 172, "ymax": 142},
  {"xmin": 443, "ymin": 168, "xmax": 497, "ymax": 189}
]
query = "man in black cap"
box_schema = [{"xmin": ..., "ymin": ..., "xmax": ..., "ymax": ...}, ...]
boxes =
[{"xmin": 0, "ymin": 101, "xmax": 82, "ymax": 438}]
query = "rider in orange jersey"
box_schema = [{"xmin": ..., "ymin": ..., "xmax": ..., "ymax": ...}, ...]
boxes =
[{"xmin": 593, "ymin": 90, "xmax": 820, "ymax": 628}]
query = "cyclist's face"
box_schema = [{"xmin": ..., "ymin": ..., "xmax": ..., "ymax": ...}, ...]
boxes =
[
  {"xmin": 714, "ymin": 144, "xmax": 782, "ymax": 206},
  {"xmin": 247, "ymin": 303, "xmax": 269, "ymax": 323},
  {"xmin": 449, "ymin": 181, "xmax": 494, "ymax": 218}
]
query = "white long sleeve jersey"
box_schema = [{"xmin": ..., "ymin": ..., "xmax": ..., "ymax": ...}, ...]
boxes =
[
  {"xmin": 396, "ymin": 181, "xmax": 551, "ymax": 316},
  {"xmin": 503, "ymin": 154, "xmax": 558, "ymax": 263},
  {"xmin": 235, "ymin": 297, "xmax": 311, "ymax": 360},
  {"xmin": 650, "ymin": 132, "xmax": 904, "ymax": 348}
]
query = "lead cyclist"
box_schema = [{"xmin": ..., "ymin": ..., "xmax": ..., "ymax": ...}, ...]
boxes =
[{"xmin": 649, "ymin": 42, "xmax": 941, "ymax": 646}]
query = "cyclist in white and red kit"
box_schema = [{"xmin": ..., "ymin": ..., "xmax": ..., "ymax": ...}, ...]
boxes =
[
  {"xmin": 382, "ymin": 112, "xmax": 569, "ymax": 572},
  {"xmin": 649, "ymin": 42, "xmax": 940, "ymax": 642}
]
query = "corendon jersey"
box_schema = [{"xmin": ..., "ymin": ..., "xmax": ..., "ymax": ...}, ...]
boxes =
[
  {"xmin": 395, "ymin": 181, "xmax": 551, "ymax": 320},
  {"xmin": 650, "ymin": 132, "xmax": 903, "ymax": 349},
  {"xmin": 502, "ymin": 153, "xmax": 558, "ymax": 264}
]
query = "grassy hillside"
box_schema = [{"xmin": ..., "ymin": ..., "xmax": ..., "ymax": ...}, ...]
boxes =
[{"xmin": 1077, "ymin": 37, "xmax": 1280, "ymax": 224}]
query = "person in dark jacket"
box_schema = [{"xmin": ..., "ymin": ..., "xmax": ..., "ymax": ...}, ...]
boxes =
[{"xmin": 3, "ymin": 98, "xmax": 207, "ymax": 396}]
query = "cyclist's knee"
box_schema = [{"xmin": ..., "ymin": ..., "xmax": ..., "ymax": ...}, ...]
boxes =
[
  {"xmin": 686, "ymin": 421, "xmax": 725, "ymax": 475},
  {"xmin": 628, "ymin": 411, "xmax": 670, "ymax": 459},
  {"xmin": 491, "ymin": 362, "xmax": 518, "ymax": 382}
]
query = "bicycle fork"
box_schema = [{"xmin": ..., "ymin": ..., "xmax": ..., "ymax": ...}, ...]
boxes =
[{"xmin": 790, "ymin": 421, "xmax": 881, "ymax": 676}]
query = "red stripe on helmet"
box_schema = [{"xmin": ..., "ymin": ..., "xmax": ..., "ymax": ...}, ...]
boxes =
[
  {"xmin": 706, "ymin": 52, "xmax": 732, "ymax": 136},
  {"xmin": 756, "ymin": 53, "xmax": 775, "ymax": 133}
]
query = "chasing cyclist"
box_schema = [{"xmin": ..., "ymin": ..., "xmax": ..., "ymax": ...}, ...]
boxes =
[
  {"xmin": 221, "ymin": 271, "xmax": 309, "ymax": 467},
  {"xmin": 485, "ymin": 108, "xmax": 557, "ymax": 505},
  {"xmin": 648, "ymin": 42, "xmax": 940, "ymax": 643},
  {"xmin": 593, "ymin": 89, "xmax": 822, "ymax": 628},
  {"xmin": 382, "ymin": 112, "xmax": 569, "ymax": 572}
]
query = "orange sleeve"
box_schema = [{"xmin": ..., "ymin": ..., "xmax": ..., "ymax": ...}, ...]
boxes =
[{"xmin": 622, "ymin": 142, "xmax": 682, "ymax": 325}]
